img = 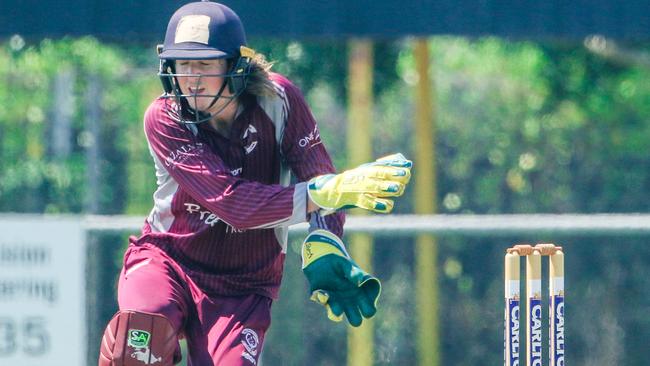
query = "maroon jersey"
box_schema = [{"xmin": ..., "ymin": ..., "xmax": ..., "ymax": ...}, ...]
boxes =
[{"xmin": 133, "ymin": 73, "xmax": 344, "ymax": 299}]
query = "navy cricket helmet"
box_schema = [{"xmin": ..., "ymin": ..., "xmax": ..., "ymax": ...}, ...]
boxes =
[
  {"xmin": 159, "ymin": 1, "xmax": 247, "ymax": 60},
  {"xmin": 157, "ymin": 1, "xmax": 255, "ymax": 124}
]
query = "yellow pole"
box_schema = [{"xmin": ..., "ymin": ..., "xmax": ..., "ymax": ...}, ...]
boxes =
[
  {"xmin": 413, "ymin": 38, "xmax": 439, "ymax": 366},
  {"xmin": 347, "ymin": 39, "xmax": 373, "ymax": 166},
  {"xmin": 346, "ymin": 38, "xmax": 374, "ymax": 366}
]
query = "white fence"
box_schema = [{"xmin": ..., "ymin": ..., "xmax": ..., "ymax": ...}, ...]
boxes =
[
  {"xmin": 82, "ymin": 213, "xmax": 650, "ymax": 235},
  {"xmin": 2, "ymin": 213, "xmax": 650, "ymax": 365}
]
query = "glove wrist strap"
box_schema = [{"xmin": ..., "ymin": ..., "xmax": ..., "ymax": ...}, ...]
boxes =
[{"xmin": 301, "ymin": 229, "xmax": 350, "ymax": 268}]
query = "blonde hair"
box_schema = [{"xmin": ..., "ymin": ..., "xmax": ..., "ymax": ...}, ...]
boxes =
[{"xmin": 243, "ymin": 52, "xmax": 277, "ymax": 97}]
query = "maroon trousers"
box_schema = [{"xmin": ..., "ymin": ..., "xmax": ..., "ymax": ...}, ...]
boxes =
[{"xmin": 118, "ymin": 244, "xmax": 272, "ymax": 366}]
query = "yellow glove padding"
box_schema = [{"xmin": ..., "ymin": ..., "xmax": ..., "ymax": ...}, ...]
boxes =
[{"xmin": 307, "ymin": 153, "xmax": 412, "ymax": 215}]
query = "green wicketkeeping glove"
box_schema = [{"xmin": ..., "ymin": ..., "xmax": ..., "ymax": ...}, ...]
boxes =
[
  {"xmin": 307, "ymin": 153, "xmax": 412, "ymax": 215},
  {"xmin": 302, "ymin": 229, "xmax": 381, "ymax": 327}
]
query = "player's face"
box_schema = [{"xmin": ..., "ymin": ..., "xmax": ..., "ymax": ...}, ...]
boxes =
[{"xmin": 175, "ymin": 59, "xmax": 232, "ymax": 112}]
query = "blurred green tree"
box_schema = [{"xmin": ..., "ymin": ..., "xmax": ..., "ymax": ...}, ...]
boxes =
[{"xmin": 2, "ymin": 35, "xmax": 650, "ymax": 365}]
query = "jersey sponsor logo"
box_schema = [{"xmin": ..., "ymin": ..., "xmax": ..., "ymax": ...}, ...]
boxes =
[
  {"xmin": 184, "ymin": 203, "xmax": 221, "ymax": 226},
  {"xmin": 242, "ymin": 124, "xmax": 258, "ymax": 154},
  {"xmin": 231, "ymin": 167, "xmax": 243, "ymax": 176},
  {"xmin": 241, "ymin": 328, "xmax": 259, "ymax": 364},
  {"xmin": 184, "ymin": 203, "xmax": 244, "ymax": 232},
  {"xmin": 298, "ymin": 125, "xmax": 321, "ymax": 148},
  {"xmin": 165, "ymin": 142, "xmax": 204, "ymax": 168},
  {"xmin": 244, "ymin": 141, "xmax": 258, "ymax": 154},
  {"xmin": 243, "ymin": 124, "xmax": 257, "ymax": 138}
]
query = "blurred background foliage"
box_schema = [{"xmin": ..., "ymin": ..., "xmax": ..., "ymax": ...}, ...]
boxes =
[
  {"xmin": 2, "ymin": 36, "xmax": 649, "ymax": 215},
  {"xmin": 3, "ymin": 36, "xmax": 650, "ymax": 365}
]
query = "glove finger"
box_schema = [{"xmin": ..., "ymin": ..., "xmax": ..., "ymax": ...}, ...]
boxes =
[
  {"xmin": 376, "ymin": 181, "xmax": 406, "ymax": 197},
  {"xmin": 326, "ymin": 305, "xmax": 345, "ymax": 323},
  {"xmin": 358, "ymin": 278, "xmax": 381, "ymax": 318},
  {"xmin": 372, "ymin": 153, "xmax": 413, "ymax": 168},
  {"xmin": 344, "ymin": 179, "xmax": 405, "ymax": 197},
  {"xmin": 371, "ymin": 197, "xmax": 394, "ymax": 214},
  {"xmin": 358, "ymin": 293, "xmax": 378, "ymax": 319},
  {"xmin": 359, "ymin": 166, "xmax": 411, "ymax": 184},
  {"xmin": 343, "ymin": 302, "xmax": 363, "ymax": 327},
  {"xmin": 311, "ymin": 290, "xmax": 344, "ymax": 323},
  {"xmin": 355, "ymin": 194, "xmax": 394, "ymax": 213},
  {"xmin": 309, "ymin": 289, "xmax": 330, "ymax": 305},
  {"xmin": 352, "ymin": 193, "xmax": 378, "ymax": 212},
  {"xmin": 327, "ymin": 298, "xmax": 345, "ymax": 322},
  {"xmin": 368, "ymin": 195, "xmax": 395, "ymax": 214}
]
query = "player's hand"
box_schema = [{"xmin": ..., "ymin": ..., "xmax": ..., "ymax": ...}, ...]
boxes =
[
  {"xmin": 301, "ymin": 229, "xmax": 381, "ymax": 327},
  {"xmin": 307, "ymin": 153, "xmax": 412, "ymax": 215}
]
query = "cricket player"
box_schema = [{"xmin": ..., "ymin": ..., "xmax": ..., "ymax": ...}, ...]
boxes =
[{"xmin": 98, "ymin": 1, "xmax": 412, "ymax": 365}]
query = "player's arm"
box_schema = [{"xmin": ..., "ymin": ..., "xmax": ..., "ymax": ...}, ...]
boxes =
[
  {"xmin": 277, "ymin": 74, "xmax": 411, "ymax": 217},
  {"xmin": 144, "ymin": 100, "xmax": 307, "ymax": 231},
  {"xmin": 276, "ymin": 75, "xmax": 411, "ymax": 326},
  {"xmin": 278, "ymin": 74, "xmax": 411, "ymax": 223}
]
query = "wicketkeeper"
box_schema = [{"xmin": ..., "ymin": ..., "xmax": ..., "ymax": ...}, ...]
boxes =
[{"xmin": 98, "ymin": 1, "xmax": 412, "ymax": 365}]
